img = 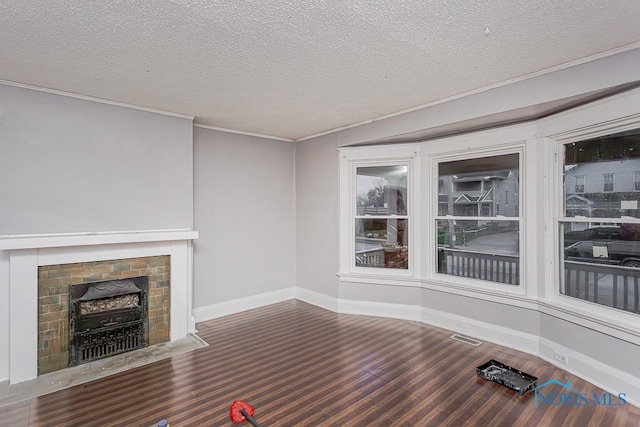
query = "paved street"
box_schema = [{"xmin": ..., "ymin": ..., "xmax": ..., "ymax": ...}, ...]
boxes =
[{"xmin": 456, "ymin": 230, "xmax": 519, "ymax": 255}]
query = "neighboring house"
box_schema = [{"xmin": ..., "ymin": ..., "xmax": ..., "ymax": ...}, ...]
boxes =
[
  {"xmin": 564, "ymin": 159, "xmax": 640, "ymax": 229},
  {"xmin": 439, "ymin": 169, "xmax": 519, "ymax": 218}
]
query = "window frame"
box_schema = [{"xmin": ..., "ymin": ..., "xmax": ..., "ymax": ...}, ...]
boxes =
[
  {"xmin": 540, "ymin": 87, "xmax": 640, "ymax": 337},
  {"xmin": 427, "ymin": 143, "xmax": 526, "ymax": 295},
  {"xmin": 554, "ymin": 138, "xmax": 640, "ymax": 322},
  {"xmin": 338, "ymin": 144, "xmax": 420, "ymax": 280}
]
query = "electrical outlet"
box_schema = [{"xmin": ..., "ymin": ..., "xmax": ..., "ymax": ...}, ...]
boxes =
[
  {"xmin": 459, "ymin": 323, "xmax": 471, "ymax": 332},
  {"xmin": 553, "ymin": 350, "xmax": 569, "ymax": 365}
]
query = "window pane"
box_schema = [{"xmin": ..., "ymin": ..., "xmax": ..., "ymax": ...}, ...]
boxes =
[
  {"xmin": 436, "ymin": 219, "xmax": 519, "ymax": 285},
  {"xmin": 564, "ymin": 129, "xmax": 640, "ymax": 218},
  {"xmin": 356, "ymin": 166, "xmax": 407, "ymax": 215},
  {"xmin": 355, "ymin": 218, "xmax": 408, "ymax": 269},
  {"xmin": 438, "ymin": 154, "xmax": 519, "ymax": 217},
  {"xmin": 560, "ymin": 222, "xmax": 640, "ymax": 314}
]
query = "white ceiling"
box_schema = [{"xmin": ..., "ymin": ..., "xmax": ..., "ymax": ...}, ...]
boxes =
[{"xmin": 2, "ymin": 1, "xmax": 640, "ymax": 141}]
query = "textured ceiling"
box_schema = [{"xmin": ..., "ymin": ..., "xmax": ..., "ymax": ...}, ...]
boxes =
[{"xmin": 1, "ymin": 1, "xmax": 640, "ymax": 141}]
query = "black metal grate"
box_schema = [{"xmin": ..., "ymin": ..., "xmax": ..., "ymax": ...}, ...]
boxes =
[{"xmin": 78, "ymin": 323, "xmax": 143, "ymax": 363}]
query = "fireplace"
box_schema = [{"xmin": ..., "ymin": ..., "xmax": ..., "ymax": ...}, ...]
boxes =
[
  {"xmin": 1, "ymin": 229, "xmax": 198, "ymax": 384},
  {"xmin": 37, "ymin": 255, "xmax": 171, "ymax": 375},
  {"xmin": 69, "ymin": 277, "xmax": 149, "ymax": 366}
]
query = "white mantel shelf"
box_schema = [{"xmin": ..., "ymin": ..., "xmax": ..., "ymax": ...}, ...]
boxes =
[{"xmin": 0, "ymin": 229, "xmax": 199, "ymax": 250}]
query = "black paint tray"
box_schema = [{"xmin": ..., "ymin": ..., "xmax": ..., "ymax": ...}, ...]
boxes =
[{"xmin": 476, "ymin": 359, "xmax": 538, "ymax": 395}]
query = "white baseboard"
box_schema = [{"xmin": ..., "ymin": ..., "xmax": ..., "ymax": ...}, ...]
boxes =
[
  {"xmin": 420, "ymin": 306, "xmax": 540, "ymax": 355},
  {"xmin": 295, "ymin": 287, "xmax": 339, "ymax": 312},
  {"xmin": 192, "ymin": 287, "xmax": 295, "ymax": 323},
  {"xmin": 538, "ymin": 338, "xmax": 640, "ymax": 408}
]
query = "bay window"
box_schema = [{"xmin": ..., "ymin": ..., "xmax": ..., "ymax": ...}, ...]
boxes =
[{"xmin": 336, "ymin": 87, "xmax": 640, "ymax": 354}]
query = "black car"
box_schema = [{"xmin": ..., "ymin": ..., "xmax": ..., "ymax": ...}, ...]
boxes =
[
  {"xmin": 563, "ymin": 226, "xmax": 623, "ymax": 247},
  {"xmin": 564, "ymin": 240, "xmax": 640, "ymax": 267}
]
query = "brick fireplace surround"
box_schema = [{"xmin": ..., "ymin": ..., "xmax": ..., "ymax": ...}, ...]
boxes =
[
  {"xmin": 38, "ymin": 255, "xmax": 170, "ymax": 375},
  {"xmin": 1, "ymin": 230, "xmax": 198, "ymax": 384}
]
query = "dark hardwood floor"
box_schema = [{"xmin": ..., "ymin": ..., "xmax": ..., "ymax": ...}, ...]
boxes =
[{"xmin": 1, "ymin": 299, "xmax": 639, "ymax": 426}]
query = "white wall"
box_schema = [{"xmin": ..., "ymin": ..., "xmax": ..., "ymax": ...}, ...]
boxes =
[
  {"xmin": 540, "ymin": 313, "xmax": 639, "ymax": 377},
  {"xmin": 294, "ymin": 134, "xmax": 340, "ymax": 309},
  {"xmin": 0, "ymin": 84, "xmax": 194, "ymax": 235},
  {"xmin": 192, "ymin": 127, "xmax": 295, "ymax": 316},
  {"xmin": 0, "ymin": 83, "xmax": 194, "ymax": 382}
]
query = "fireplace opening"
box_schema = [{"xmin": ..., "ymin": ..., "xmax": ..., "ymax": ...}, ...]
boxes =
[{"xmin": 69, "ymin": 277, "xmax": 149, "ymax": 366}]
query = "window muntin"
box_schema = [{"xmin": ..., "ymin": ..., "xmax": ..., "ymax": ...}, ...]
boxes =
[
  {"xmin": 560, "ymin": 129, "xmax": 640, "ymax": 314},
  {"xmin": 355, "ymin": 165, "xmax": 408, "ymax": 270},
  {"xmin": 436, "ymin": 153, "xmax": 520, "ymax": 285}
]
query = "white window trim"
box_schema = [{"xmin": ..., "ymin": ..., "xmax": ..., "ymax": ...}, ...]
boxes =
[
  {"xmin": 426, "ymin": 142, "xmax": 527, "ymax": 297},
  {"xmin": 338, "ymin": 144, "xmax": 421, "ymax": 281},
  {"xmin": 339, "ymin": 125, "xmax": 536, "ymax": 304},
  {"xmin": 540, "ymin": 88, "xmax": 640, "ymax": 340}
]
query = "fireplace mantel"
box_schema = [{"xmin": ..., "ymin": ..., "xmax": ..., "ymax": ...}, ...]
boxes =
[
  {"xmin": 3, "ymin": 229, "xmax": 198, "ymax": 384},
  {"xmin": 0, "ymin": 229, "xmax": 198, "ymax": 250}
]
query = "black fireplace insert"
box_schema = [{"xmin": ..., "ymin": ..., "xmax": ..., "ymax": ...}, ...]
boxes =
[{"xmin": 69, "ymin": 277, "xmax": 148, "ymax": 366}]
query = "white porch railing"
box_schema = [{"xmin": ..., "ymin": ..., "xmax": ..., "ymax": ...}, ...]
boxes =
[
  {"xmin": 438, "ymin": 247, "xmax": 519, "ymax": 285},
  {"xmin": 355, "ymin": 248, "xmax": 385, "ymax": 267}
]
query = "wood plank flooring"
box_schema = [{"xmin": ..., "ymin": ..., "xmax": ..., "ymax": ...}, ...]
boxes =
[{"xmin": 1, "ymin": 299, "xmax": 639, "ymax": 426}]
